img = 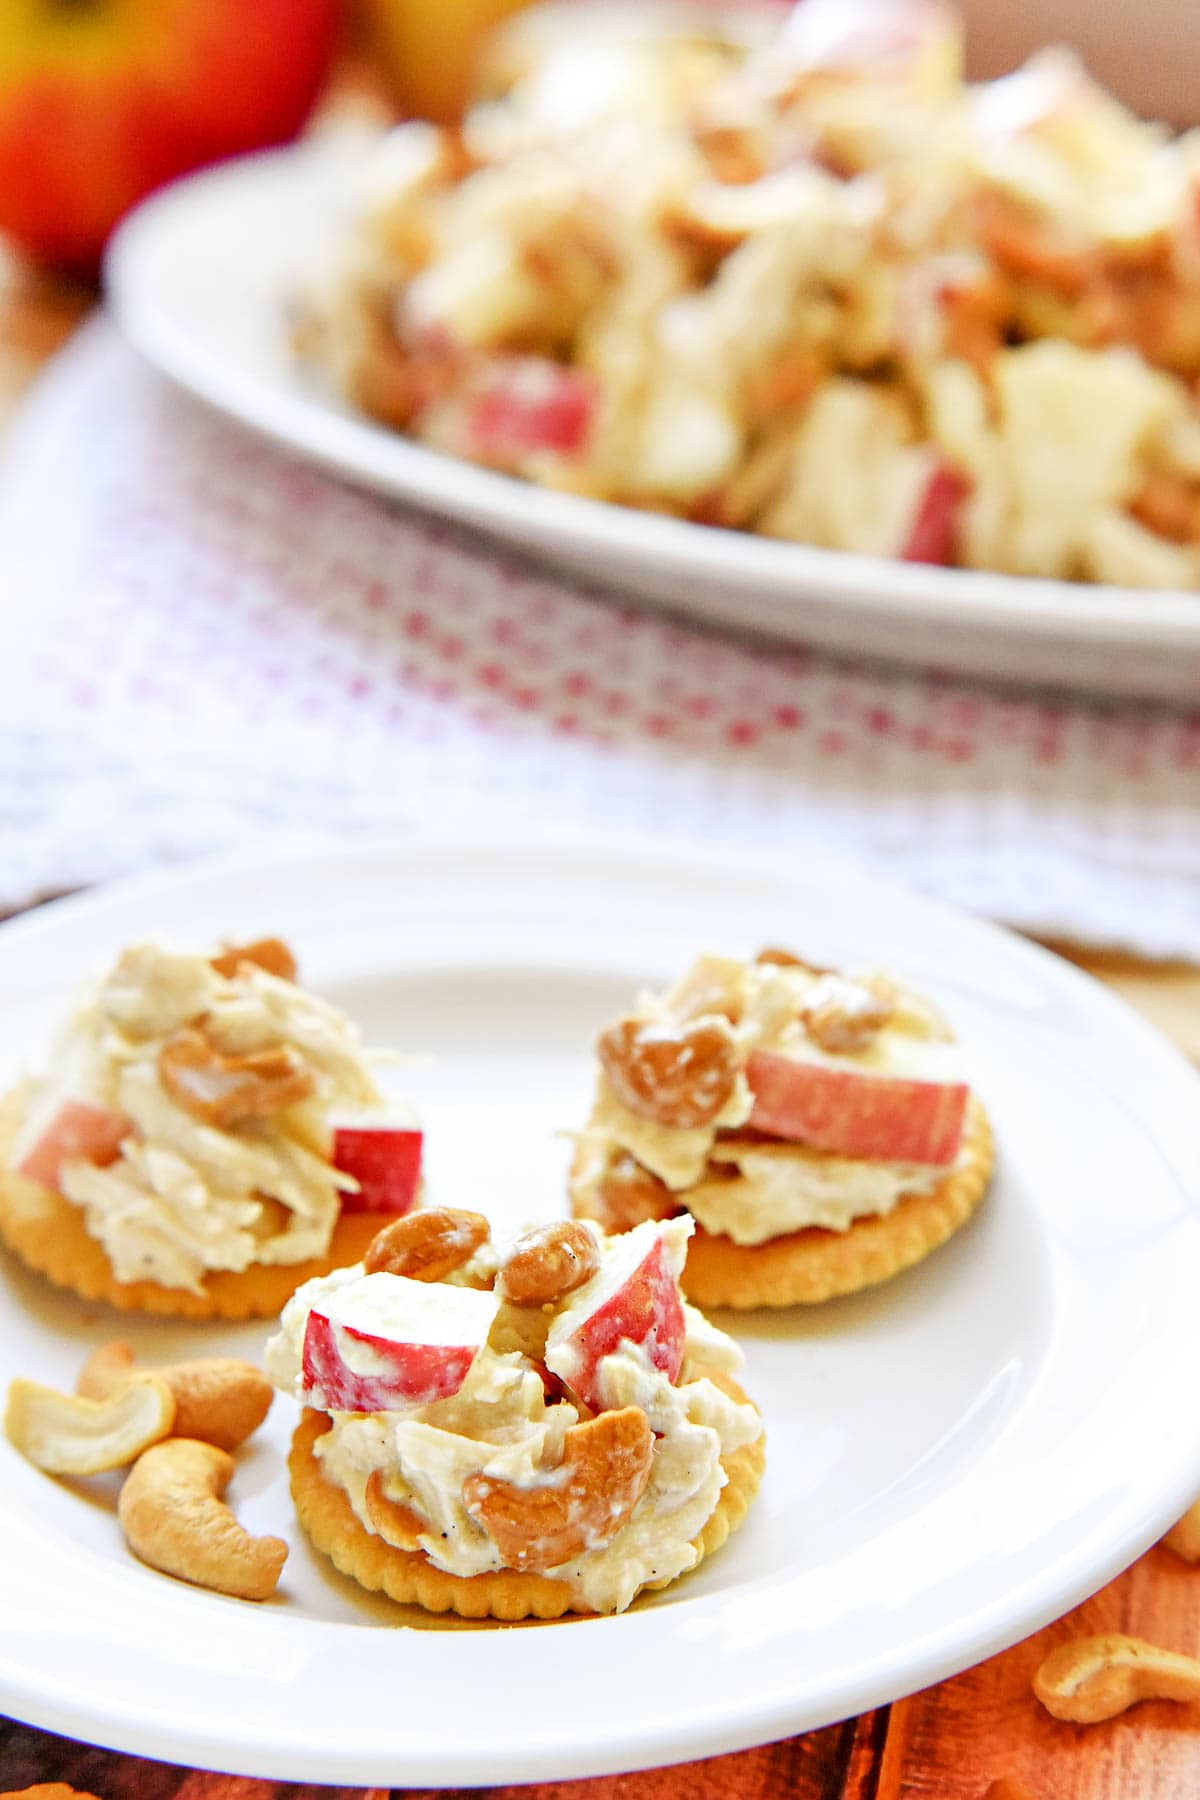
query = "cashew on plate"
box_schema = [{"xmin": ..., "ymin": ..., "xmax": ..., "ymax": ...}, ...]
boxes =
[
  {"xmin": 1034, "ymin": 1632, "xmax": 1200, "ymax": 1722},
  {"xmin": 5, "ymin": 1375, "xmax": 175, "ymax": 1475},
  {"xmin": 77, "ymin": 1341, "xmax": 272, "ymax": 1452},
  {"xmin": 119, "ymin": 1438, "xmax": 288, "ymax": 1602}
]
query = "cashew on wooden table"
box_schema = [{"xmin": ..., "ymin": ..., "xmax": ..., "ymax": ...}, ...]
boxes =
[
  {"xmin": 77, "ymin": 1341, "xmax": 272, "ymax": 1452},
  {"xmin": 1034, "ymin": 1632, "xmax": 1200, "ymax": 1723},
  {"xmin": 119, "ymin": 1438, "xmax": 287, "ymax": 1602}
]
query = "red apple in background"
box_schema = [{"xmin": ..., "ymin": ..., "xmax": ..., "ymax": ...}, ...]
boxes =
[
  {"xmin": 301, "ymin": 1273, "xmax": 498, "ymax": 1412},
  {"xmin": 334, "ymin": 1123, "xmax": 424, "ymax": 1214},
  {"xmin": 545, "ymin": 1225, "xmax": 686, "ymax": 1413},
  {"xmin": 0, "ymin": 0, "xmax": 339, "ymax": 275},
  {"xmin": 16, "ymin": 1098, "xmax": 129, "ymax": 1192},
  {"xmin": 746, "ymin": 1050, "xmax": 968, "ymax": 1165}
]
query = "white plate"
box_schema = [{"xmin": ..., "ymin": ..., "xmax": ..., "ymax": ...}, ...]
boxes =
[
  {"xmin": 105, "ymin": 148, "xmax": 1200, "ymax": 702},
  {"xmin": 2, "ymin": 836, "xmax": 1200, "ymax": 1786}
]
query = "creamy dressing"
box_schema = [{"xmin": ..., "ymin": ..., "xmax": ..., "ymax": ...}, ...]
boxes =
[
  {"xmin": 11, "ymin": 943, "xmax": 387, "ymax": 1293},
  {"xmin": 690, "ymin": 1140, "xmax": 961, "ymax": 1242},
  {"xmin": 267, "ymin": 1223, "xmax": 762, "ymax": 1614}
]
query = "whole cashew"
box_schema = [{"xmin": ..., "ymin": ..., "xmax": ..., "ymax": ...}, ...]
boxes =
[
  {"xmin": 1163, "ymin": 1498, "xmax": 1200, "ymax": 1563},
  {"xmin": 462, "ymin": 1405, "xmax": 654, "ymax": 1572},
  {"xmin": 77, "ymin": 1342, "xmax": 272, "ymax": 1452},
  {"xmin": 496, "ymin": 1221, "xmax": 599, "ymax": 1309},
  {"xmin": 1034, "ymin": 1633, "xmax": 1200, "ymax": 1723},
  {"xmin": 6, "ymin": 1374, "xmax": 175, "ymax": 1476},
  {"xmin": 119, "ymin": 1438, "xmax": 287, "ymax": 1601}
]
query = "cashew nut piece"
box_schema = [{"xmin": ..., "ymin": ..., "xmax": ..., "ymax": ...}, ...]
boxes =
[
  {"xmin": 77, "ymin": 1341, "xmax": 272, "ymax": 1452},
  {"xmin": 364, "ymin": 1469, "xmax": 426, "ymax": 1551},
  {"xmin": 364, "ymin": 1207, "xmax": 490, "ymax": 1282},
  {"xmin": 1033, "ymin": 1632, "xmax": 1200, "ymax": 1723},
  {"xmin": 462, "ymin": 1405, "xmax": 654, "ymax": 1573},
  {"xmin": 5, "ymin": 1374, "xmax": 175, "ymax": 1476},
  {"xmin": 1162, "ymin": 1497, "xmax": 1200, "ymax": 1563},
  {"xmin": 496, "ymin": 1221, "xmax": 600, "ymax": 1309},
  {"xmin": 210, "ymin": 936, "xmax": 297, "ymax": 982},
  {"xmin": 119, "ymin": 1438, "xmax": 287, "ymax": 1601}
]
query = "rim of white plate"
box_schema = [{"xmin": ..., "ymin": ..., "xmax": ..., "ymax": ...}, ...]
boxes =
[{"xmin": 104, "ymin": 149, "xmax": 1200, "ymax": 657}]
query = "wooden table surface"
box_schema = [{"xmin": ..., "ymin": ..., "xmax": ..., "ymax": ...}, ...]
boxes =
[{"xmin": 1, "ymin": 255, "xmax": 1199, "ymax": 1800}]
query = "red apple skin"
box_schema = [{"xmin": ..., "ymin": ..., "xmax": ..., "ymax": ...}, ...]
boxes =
[
  {"xmin": 301, "ymin": 1309, "xmax": 477, "ymax": 1413},
  {"xmin": 901, "ymin": 463, "xmax": 969, "ymax": 565},
  {"xmin": 557, "ymin": 1236, "xmax": 685, "ymax": 1413},
  {"xmin": 17, "ymin": 1100, "xmax": 129, "ymax": 1192},
  {"xmin": 0, "ymin": 0, "xmax": 339, "ymax": 274},
  {"xmin": 334, "ymin": 1127, "xmax": 423, "ymax": 1215},
  {"xmin": 746, "ymin": 1050, "xmax": 968, "ymax": 1165},
  {"xmin": 465, "ymin": 361, "xmax": 596, "ymax": 462}
]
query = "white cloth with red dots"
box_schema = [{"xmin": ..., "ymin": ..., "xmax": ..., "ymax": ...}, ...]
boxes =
[{"xmin": 1, "ymin": 318, "xmax": 1198, "ymax": 955}]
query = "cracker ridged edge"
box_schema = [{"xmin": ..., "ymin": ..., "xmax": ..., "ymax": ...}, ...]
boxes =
[
  {"xmin": 682, "ymin": 1097, "xmax": 993, "ymax": 1308},
  {"xmin": 289, "ymin": 1366, "xmax": 765, "ymax": 1621},
  {"xmin": 0, "ymin": 1085, "xmax": 394, "ymax": 1319},
  {"xmin": 572, "ymin": 1095, "xmax": 993, "ymax": 1309}
]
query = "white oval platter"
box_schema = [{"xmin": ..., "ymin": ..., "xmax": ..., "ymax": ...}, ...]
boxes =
[{"xmin": 105, "ymin": 150, "xmax": 1200, "ymax": 702}]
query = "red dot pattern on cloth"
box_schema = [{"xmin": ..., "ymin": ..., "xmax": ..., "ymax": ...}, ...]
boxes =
[{"xmin": 6, "ymin": 323, "xmax": 1200, "ymax": 956}]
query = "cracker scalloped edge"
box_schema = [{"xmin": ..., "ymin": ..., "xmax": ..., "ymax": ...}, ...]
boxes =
[
  {"xmin": 681, "ymin": 1096, "xmax": 994, "ymax": 1309},
  {"xmin": 571, "ymin": 1095, "xmax": 994, "ymax": 1310},
  {"xmin": 0, "ymin": 1085, "xmax": 392, "ymax": 1319},
  {"xmin": 288, "ymin": 1367, "xmax": 765, "ymax": 1622}
]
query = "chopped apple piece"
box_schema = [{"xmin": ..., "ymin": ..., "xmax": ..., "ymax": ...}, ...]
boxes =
[
  {"xmin": 466, "ymin": 358, "xmax": 596, "ymax": 461},
  {"xmin": 746, "ymin": 1050, "xmax": 967, "ymax": 1165},
  {"xmin": 545, "ymin": 1221, "xmax": 687, "ymax": 1412},
  {"xmin": 334, "ymin": 1121, "xmax": 424, "ymax": 1214},
  {"xmin": 301, "ymin": 1273, "xmax": 498, "ymax": 1412},
  {"xmin": 901, "ymin": 461, "xmax": 969, "ymax": 563},
  {"xmin": 16, "ymin": 1099, "xmax": 130, "ymax": 1193}
]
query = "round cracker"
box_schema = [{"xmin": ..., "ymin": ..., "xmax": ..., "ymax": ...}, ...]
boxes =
[
  {"xmin": 0, "ymin": 1087, "xmax": 399, "ymax": 1320},
  {"xmin": 682, "ymin": 1097, "xmax": 993, "ymax": 1308},
  {"xmin": 572, "ymin": 1096, "xmax": 993, "ymax": 1310},
  {"xmin": 289, "ymin": 1367, "xmax": 765, "ymax": 1621}
]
